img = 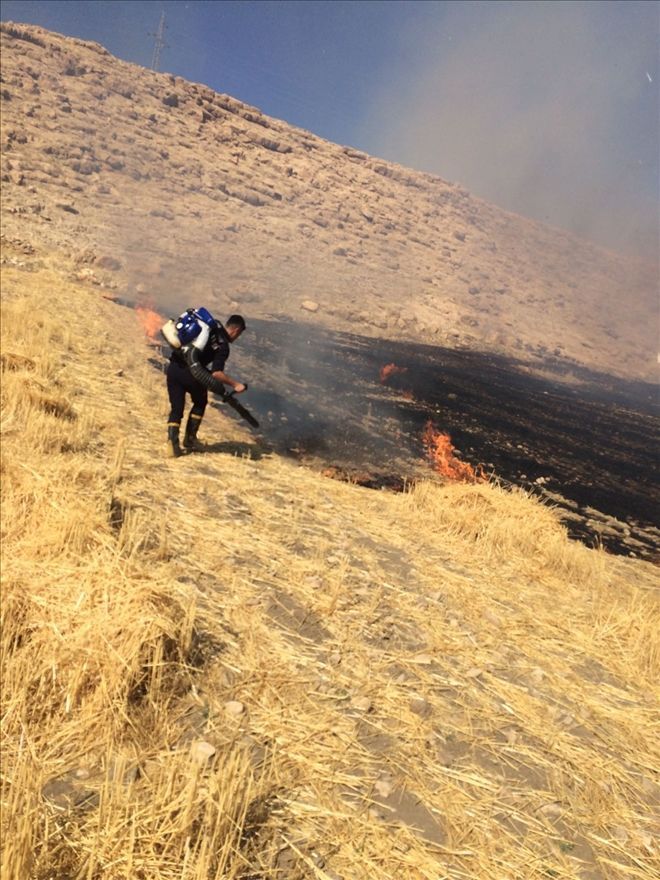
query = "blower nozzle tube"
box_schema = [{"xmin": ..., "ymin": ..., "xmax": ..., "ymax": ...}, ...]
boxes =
[{"xmin": 184, "ymin": 346, "xmax": 226, "ymax": 397}]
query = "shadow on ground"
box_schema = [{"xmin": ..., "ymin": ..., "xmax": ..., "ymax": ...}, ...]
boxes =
[{"xmin": 194, "ymin": 439, "xmax": 268, "ymax": 460}]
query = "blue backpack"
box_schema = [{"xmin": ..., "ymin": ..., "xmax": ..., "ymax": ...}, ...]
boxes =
[
  {"xmin": 161, "ymin": 307, "xmax": 220, "ymax": 352},
  {"xmin": 175, "ymin": 307, "xmax": 216, "ymax": 345}
]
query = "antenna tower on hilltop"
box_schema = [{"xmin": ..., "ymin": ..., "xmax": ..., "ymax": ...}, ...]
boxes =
[{"xmin": 151, "ymin": 10, "xmax": 167, "ymax": 71}]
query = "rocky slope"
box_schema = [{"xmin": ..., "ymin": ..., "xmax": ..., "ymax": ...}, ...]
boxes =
[{"xmin": 1, "ymin": 21, "xmax": 657, "ymax": 381}]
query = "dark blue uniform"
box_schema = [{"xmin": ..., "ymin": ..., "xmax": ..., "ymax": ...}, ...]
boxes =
[{"xmin": 167, "ymin": 322, "xmax": 230, "ymax": 426}]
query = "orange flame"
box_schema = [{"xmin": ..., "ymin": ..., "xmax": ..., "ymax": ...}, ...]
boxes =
[
  {"xmin": 380, "ymin": 363, "xmax": 408, "ymax": 384},
  {"xmin": 422, "ymin": 421, "xmax": 486, "ymax": 483},
  {"xmin": 135, "ymin": 305, "xmax": 163, "ymax": 339}
]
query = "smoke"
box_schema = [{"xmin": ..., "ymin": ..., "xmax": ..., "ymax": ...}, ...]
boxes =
[{"xmin": 358, "ymin": 1, "xmax": 659, "ymax": 263}]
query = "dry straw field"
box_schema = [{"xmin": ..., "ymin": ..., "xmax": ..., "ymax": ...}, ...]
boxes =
[{"xmin": 1, "ymin": 250, "xmax": 659, "ymax": 879}]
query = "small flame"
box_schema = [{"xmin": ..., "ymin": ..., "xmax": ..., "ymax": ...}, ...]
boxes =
[
  {"xmin": 422, "ymin": 420, "xmax": 486, "ymax": 483},
  {"xmin": 135, "ymin": 305, "xmax": 163, "ymax": 339},
  {"xmin": 380, "ymin": 363, "xmax": 407, "ymax": 384}
]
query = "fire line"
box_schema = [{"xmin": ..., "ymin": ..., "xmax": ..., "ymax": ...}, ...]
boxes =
[
  {"xmin": 135, "ymin": 305, "xmax": 164, "ymax": 339},
  {"xmin": 380, "ymin": 363, "xmax": 407, "ymax": 384},
  {"xmin": 423, "ymin": 421, "xmax": 486, "ymax": 483}
]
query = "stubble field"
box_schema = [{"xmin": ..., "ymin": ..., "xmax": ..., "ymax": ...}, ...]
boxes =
[{"xmin": 1, "ymin": 252, "xmax": 659, "ymax": 879}]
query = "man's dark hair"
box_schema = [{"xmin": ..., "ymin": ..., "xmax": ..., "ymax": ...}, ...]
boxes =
[{"xmin": 226, "ymin": 314, "xmax": 246, "ymax": 331}]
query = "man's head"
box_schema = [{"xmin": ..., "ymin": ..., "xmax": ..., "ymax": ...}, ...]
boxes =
[{"xmin": 225, "ymin": 314, "xmax": 246, "ymax": 342}]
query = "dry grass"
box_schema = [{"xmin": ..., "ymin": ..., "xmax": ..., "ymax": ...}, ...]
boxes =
[{"xmin": 1, "ymin": 255, "xmax": 659, "ymax": 879}]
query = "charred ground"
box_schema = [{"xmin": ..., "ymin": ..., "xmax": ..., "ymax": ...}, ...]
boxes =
[{"xmin": 196, "ymin": 318, "xmax": 657, "ymax": 561}]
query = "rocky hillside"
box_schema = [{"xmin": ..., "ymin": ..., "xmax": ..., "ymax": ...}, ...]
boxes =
[{"xmin": 1, "ymin": 21, "xmax": 657, "ymax": 381}]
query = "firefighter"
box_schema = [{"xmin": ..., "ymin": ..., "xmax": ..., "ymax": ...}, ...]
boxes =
[{"xmin": 166, "ymin": 312, "xmax": 247, "ymax": 457}]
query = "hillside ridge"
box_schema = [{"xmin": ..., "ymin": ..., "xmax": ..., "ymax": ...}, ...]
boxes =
[{"xmin": 0, "ymin": 20, "xmax": 657, "ymax": 381}]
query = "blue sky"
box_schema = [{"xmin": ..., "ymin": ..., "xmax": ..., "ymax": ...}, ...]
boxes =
[{"xmin": 1, "ymin": 0, "xmax": 658, "ymax": 260}]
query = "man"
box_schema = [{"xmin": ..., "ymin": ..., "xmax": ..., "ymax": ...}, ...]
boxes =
[{"xmin": 166, "ymin": 313, "xmax": 247, "ymax": 457}]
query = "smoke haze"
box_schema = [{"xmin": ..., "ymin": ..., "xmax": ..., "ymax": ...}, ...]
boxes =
[{"xmin": 358, "ymin": 1, "xmax": 659, "ymax": 263}]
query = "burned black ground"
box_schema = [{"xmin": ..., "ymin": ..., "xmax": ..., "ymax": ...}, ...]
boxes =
[{"xmin": 155, "ymin": 316, "xmax": 659, "ymax": 561}]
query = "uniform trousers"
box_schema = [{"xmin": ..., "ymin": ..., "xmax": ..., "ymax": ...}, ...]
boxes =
[{"xmin": 166, "ymin": 360, "xmax": 208, "ymax": 424}]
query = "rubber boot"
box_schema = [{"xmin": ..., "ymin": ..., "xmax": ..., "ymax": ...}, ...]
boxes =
[
  {"xmin": 183, "ymin": 413, "xmax": 204, "ymax": 451},
  {"xmin": 167, "ymin": 422, "xmax": 182, "ymax": 458}
]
